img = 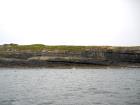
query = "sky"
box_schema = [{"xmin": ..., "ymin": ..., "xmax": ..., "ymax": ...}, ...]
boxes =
[{"xmin": 0, "ymin": 0, "xmax": 140, "ymax": 46}]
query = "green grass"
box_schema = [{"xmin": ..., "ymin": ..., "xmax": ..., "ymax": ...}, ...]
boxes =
[{"xmin": 0, "ymin": 44, "xmax": 139, "ymax": 53}]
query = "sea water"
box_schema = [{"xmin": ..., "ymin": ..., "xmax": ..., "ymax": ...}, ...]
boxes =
[{"xmin": 0, "ymin": 68, "xmax": 140, "ymax": 105}]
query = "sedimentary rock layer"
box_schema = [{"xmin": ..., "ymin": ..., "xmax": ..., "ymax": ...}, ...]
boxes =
[{"xmin": 0, "ymin": 44, "xmax": 140, "ymax": 67}]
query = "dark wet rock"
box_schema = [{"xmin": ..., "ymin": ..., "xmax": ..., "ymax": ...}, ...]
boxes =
[{"xmin": 0, "ymin": 45, "xmax": 140, "ymax": 67}]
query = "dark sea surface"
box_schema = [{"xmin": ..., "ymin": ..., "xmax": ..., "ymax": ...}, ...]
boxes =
[{"xmin": 0, "ymin": 68, "xmax": 140, "ymax": 105}]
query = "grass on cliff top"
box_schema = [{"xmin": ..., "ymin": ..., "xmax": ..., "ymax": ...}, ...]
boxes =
[
  {"xmin": 0, "ymin": 44, "xmax": 139, "ymax": 52},
  {"xmin": 0, "ymin": 44, "xmax": 112, "ymax": 51}
]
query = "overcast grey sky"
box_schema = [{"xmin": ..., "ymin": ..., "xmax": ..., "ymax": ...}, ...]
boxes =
[{"xmin": 0, "ymin": 0, "xmax": 140, "ymax": 46}]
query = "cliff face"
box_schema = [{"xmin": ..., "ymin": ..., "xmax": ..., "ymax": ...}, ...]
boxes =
[
  {"xmin": 0, "ymin": 44, "xmax": 140, "ymax": 67},
  {"xmin": 81, "ymin": 51, "xmax": 140, "ymax": 63}
]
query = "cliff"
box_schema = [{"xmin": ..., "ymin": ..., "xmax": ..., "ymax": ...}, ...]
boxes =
[{"xmin": 0, "ymin": 44, "xmax": 140, "ymax": 67}]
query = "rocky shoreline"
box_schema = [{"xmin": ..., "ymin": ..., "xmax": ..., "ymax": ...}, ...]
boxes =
[{"xmin": 0, "ymin": 44, "xmax": 140, "ymax": 68}]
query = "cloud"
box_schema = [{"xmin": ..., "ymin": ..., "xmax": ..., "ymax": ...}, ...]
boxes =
[{"xmin": 0, "ymin": 0, "xmax": 140, "ymax": 46}]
